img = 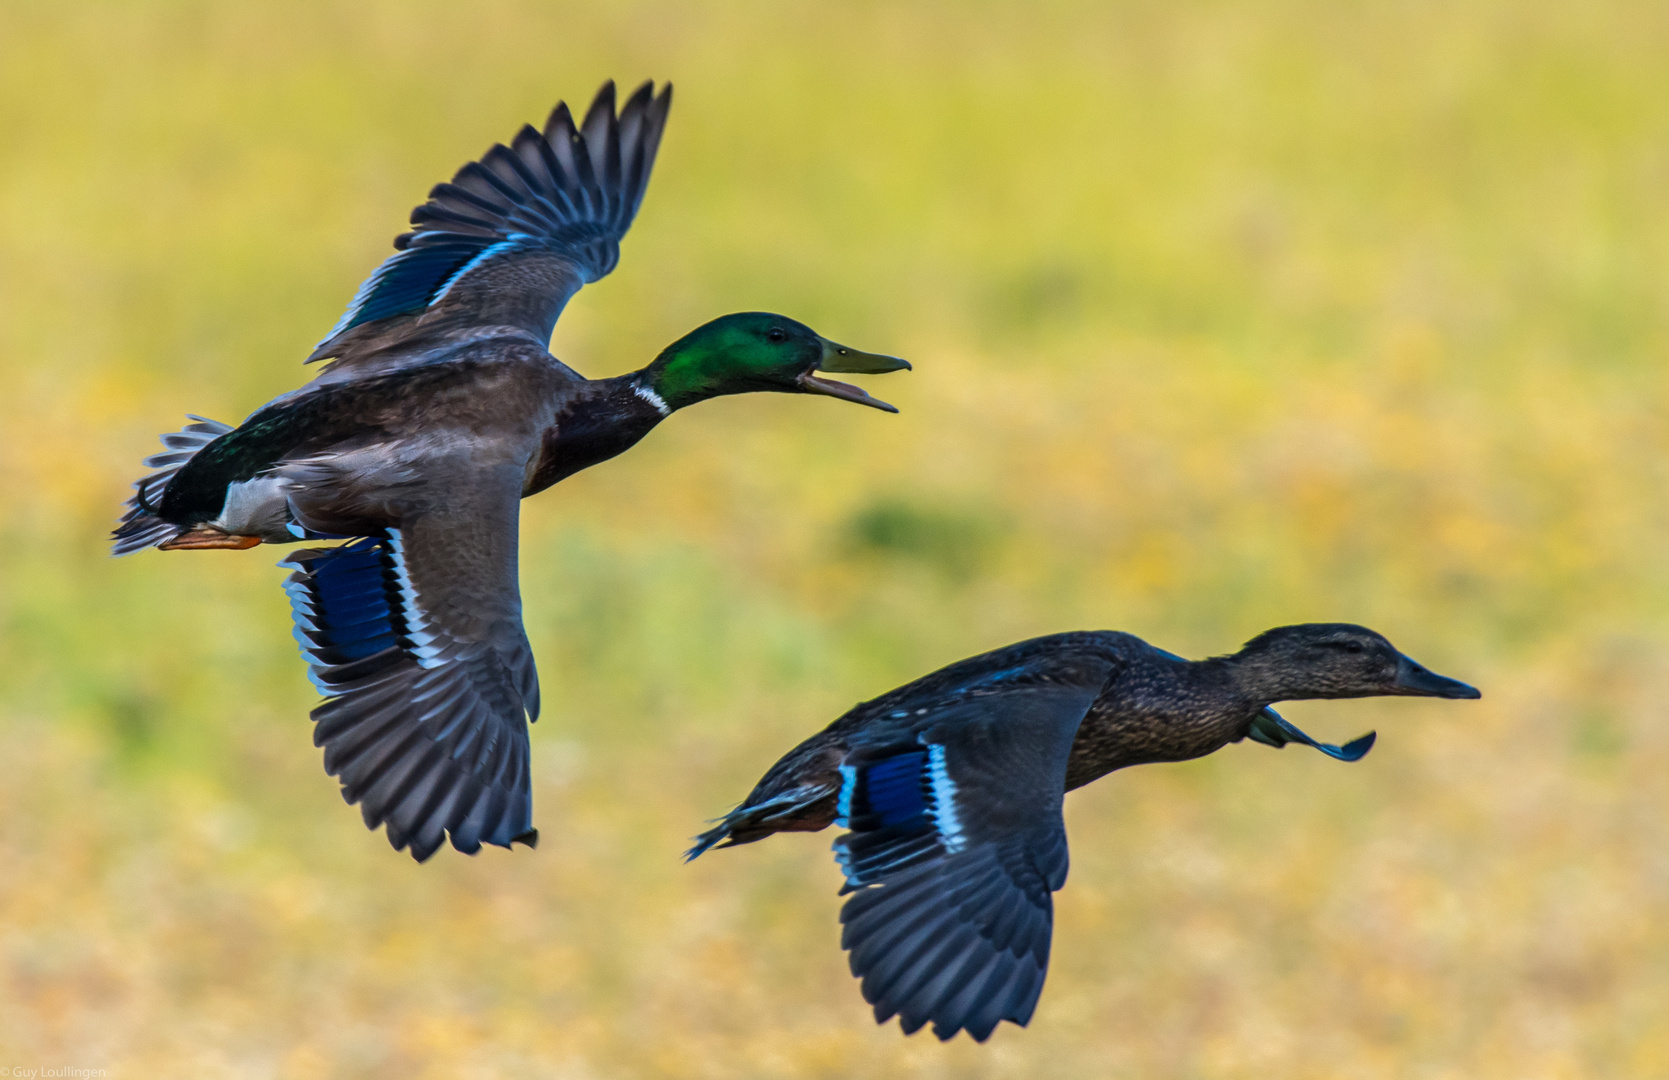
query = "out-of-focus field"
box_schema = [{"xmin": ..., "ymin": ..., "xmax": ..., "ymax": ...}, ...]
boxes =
[{"xmin": 2, "ymin": 0, "xmax": 1668, "ymax": 1076}]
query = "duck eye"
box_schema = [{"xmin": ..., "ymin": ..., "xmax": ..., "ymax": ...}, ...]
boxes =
[
  {"xmin": 1343, "ymin": 642, "xmax": 1364, "ymax": 654},
  {"xmin": 767, "ymin": 328, "xmax": 787, "ymax": 343}
]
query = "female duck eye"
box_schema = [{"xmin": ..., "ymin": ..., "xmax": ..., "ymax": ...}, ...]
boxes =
[
  {"xmin": 767, "ymin": 328, "xmax": 787, "ymax": 342},
  {"xmin": 1344, "ymin": 642, "xmax": 1364, "ymax": 654}
]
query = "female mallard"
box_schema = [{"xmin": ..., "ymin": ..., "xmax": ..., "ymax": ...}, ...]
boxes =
[
  {"xmin": 111, "ymin": 81, "xmax": 908, "ymax": 862},
  {"xmin": 688, "ymin": 623, "xmax": 1480, "ymax": 1042}
]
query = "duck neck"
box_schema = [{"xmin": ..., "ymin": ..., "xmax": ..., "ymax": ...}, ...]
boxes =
[
  {"xmin": 1065, "ymin": 657, "xmax": 1258, "ymax": 790},
  {"xmin": 526, "ymin": 372, "xmax": 671, "ymax": 495},
  {"xmin": 1221, "ymin": 650, "xmax": 1310, "ymax": 706}
]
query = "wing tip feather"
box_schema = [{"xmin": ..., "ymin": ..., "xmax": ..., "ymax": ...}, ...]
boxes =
[
  {"xmin": 285, "ymin": 531, "xmax": 537, "ymax": 863},
  {"xmin": 317, "ymin": 77, "xmax": 673, "ymax": 353}
]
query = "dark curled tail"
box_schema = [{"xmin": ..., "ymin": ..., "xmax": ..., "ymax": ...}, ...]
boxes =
[{"xmin": 111, "ymin": 416, "xmax": 233, "ymax": 555}]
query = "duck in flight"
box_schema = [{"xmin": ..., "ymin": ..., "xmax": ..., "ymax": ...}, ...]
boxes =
[
  {"xmin": 689, "ymin": 623, "xmax": 1480, "ymax": 1042},
  {"xmin": 112, "ymin": 81, "xmax": 909, "ymax": 862}
]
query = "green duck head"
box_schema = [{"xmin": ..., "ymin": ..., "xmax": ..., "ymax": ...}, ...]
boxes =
[
  {"xmin": 643, "ymin": 312, "xmax": 910, "ymax": 413},
  {"xmin": 1231, "ymin": 623, "xmax": 1481, "ymax": 703}
]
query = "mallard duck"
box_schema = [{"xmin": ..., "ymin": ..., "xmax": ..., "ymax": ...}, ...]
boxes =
[
  {"xmin": 688, "ymin": 623, "xmax": 1480, "ymax": 1042},
  {"xmin": 110, "ymin": 81, "xmax": 909, "ymax": 862}
]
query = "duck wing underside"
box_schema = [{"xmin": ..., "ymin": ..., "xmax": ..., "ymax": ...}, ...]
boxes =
[
  {"xmin": 311, "ymin": 80, "xmax": 672, "ymax": 365},
  {"xmin": 280, "ymin": 461, "xmax": 540, "ymax": 862},
  {"xmin": 831, "ymin": 683, "xmax": 1100, "ymax": 1043}
]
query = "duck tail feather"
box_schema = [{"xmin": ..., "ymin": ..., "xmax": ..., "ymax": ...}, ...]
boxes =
[
  {"xmin": 111, "ymin": 415, "xmax": 233, "ymax": 555},
  {"xmin": 684, "ymin": 782, "xmax": 837, "ymax": 862},
  {"xmin": 683, "ymin": 823, "xmax": 739, "ymax": 862}
]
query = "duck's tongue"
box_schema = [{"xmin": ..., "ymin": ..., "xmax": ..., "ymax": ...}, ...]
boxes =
[{"xmin": 1246, "ymin": 706, "xmax": 1376, "ymax": 762}]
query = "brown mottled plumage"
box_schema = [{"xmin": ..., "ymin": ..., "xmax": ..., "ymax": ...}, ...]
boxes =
[{"xmin": 690, "ymin": 623, "xmax": 1479, "ymax": 1042}]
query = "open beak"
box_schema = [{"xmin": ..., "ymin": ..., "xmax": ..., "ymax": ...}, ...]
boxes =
[
  {"xmin": 796, "ymin": 338, "xmax": 911, "ymax": 413},
  {"xmin": 1393, "ymin": 655, "xmax": 1481, "ymax": 699}
]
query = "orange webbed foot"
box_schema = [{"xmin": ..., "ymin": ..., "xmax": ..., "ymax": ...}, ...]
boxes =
[{"xmin": 158, "ymin": 527, "xmax": 263, "ymax": 551}]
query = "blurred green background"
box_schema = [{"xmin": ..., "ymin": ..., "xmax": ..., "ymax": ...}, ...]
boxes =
[{"xmin": 3, "ymin": 0, "xmax": 1668, "ymax": 1076}]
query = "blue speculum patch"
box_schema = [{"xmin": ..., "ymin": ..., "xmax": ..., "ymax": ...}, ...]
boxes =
[
  {"xmin": 858, "ymin": 751, "xmax": 928, "ymax": 826},
  {"xmin": 309, "ymin": 540, "xmax": 398, "ymax": 661}
]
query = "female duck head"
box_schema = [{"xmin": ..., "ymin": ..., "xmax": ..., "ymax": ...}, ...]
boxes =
[
  {"xmin": 1231, "ymin": 623, "xmax": 1481, "ymax": 703},
  {"xmin": 643, "ymin": 312, "xmax": 909, "ymax": 413}
]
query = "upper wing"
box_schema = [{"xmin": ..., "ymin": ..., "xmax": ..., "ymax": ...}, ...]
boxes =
[
  {"xmin": 832, "ymin": 683, "xmax": 1101, "ymax": 1042},
  {"xmin": 310, "ymin": 80, "xmax": 673, "ymax": 362},
  {"xmin": 279, "ymin": 464, "xmax": 540, "ymax": 862}
]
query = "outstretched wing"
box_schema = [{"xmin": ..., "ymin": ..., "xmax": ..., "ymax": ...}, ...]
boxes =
[
  {"xmin": 311, "ymin": 80, "xmax": 673, "ymax": 361},
  {"xmin": 833, "ymin": 683, "xmax": 1100, "ymax": 1042},
  {"xmin": 279, "ymin": 465, "xmax": 540, "ymax": 862}
]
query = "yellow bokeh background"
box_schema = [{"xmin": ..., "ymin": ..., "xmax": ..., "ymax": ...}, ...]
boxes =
[{"xmin": 4, "ymin": 1, "xmax": 1668, "ymax": 1075}]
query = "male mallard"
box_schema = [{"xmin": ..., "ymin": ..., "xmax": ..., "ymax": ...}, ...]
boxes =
[
  {"xmin": 689, "ymin": 623, "xmax": 1480, "ymax": 1042},
  {"xmin": 111, "ymin": 81, "xmax": 909, "ymax": 862}
]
